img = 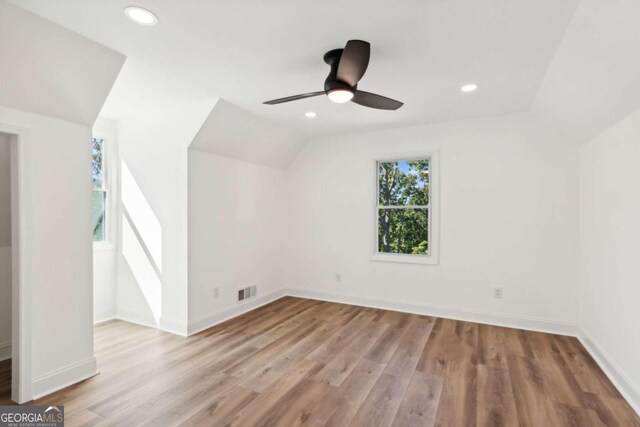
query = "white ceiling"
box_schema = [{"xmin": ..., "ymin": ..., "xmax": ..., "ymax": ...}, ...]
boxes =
[
  {"xmin": 7, "ymin": 0, "xmax": 581, "ymax": 138},
  {"xmin": 0, "ymin": 1, "xmax": 124, "ymax": 126},
  {"xmin": 532, "ymin": 0, "xmax": 640, "ymax": 142}
]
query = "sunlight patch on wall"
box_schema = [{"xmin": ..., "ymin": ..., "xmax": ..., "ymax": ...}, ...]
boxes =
[
  {"xmin": 121, "ymin": 160, "xmax": 163, "ymax": 323},
  {"xmin": 121, "ymin": 160, "xmax": 162, "ymax": 270},
  {"xmin": 122, "ymin": 215, "xmax": 161, "ymax": 322}
]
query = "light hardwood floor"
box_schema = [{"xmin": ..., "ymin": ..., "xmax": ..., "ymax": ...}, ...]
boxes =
[{"xmin": 0, "ymin": 297, "xmax": 638, "ymax": 426}]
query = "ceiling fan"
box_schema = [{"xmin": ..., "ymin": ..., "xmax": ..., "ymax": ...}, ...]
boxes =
[{"xmin": 263, "ymin": 40, "xmax": 404, "ymax": 110}]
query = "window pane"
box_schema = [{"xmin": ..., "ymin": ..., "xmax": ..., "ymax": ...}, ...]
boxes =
[
  {"xmin": 92, "ymin": 137, "xmax": 104, "ymax": 190},
  {"xmin": 92, "ymin": 190, "xmax": 106, "ymax": 241},
  {"xmin": 378, "ymin": 159, "xmax": 429, "ymax": 206},
  {"xmin": 378, "ymin": 208, "xmax": 428, "ymax": 255}
]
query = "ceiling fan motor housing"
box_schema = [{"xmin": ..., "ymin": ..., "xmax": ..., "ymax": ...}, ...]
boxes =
[{"xmin": 323, "ymin": 49, "xmax": 355, "ymax": 93}]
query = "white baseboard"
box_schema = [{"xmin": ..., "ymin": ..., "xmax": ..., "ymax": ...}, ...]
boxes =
[
  {"xmin": 115, "ymin": 307, "xmax": 189, "ymax": 336},
  {"xmin": 160, "ymin": 315, "xmax": 188, "ymax": 337},
  {"xmin": 578, "ymin": 328, "xmax": 640, "ymax": 416},
  {"xmin": 0, "ymin": 341, "xmax": 10, "ymax": 362},
  {"xmin": 116, "ymin": 286, "xmax": 575, "ymax": 337},
  {"xmin": 31, "ymin": 357, "xmax": 98, "ymax": 400},
  {"xmin": 187, "ymin": 288, "xmax": 286, "ymax": 336},
  {"xmin": 94, "ymin": 308, "xmax": 116, "ymax": 324},
  {"xmin": 115, "ymin": 307, "xmax": 158, "ymax": 329},
  {"xmin": 286, "ymin": 288, "xmax": 577, "ymax": 336}
]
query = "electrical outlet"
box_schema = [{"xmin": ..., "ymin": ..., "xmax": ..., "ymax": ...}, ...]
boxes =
[
  {"xmin": 251, "ymin": 285, "xmax": 257, "ymax": 297},
  {"xmin": 335, "ymin": 273, "xmax": 342, "ymax": 282},
  {"xmin": 214, "ymin": 287, "xmax": 220, "ymax": 298},
  {"xmin": 494, "ymin": 287, "xmax": 503, "ymax": 299}
]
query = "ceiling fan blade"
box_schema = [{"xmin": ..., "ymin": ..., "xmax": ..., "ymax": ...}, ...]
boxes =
[
  {"xmin": 352, "ymin": 90, "xmax": 403, "ymax": 110},
  {"xmin": 263, "ymin": 91, "xmax": 325, "ymax": 105},
  {"xmin": 337, "ymin": 40, "xmax": 370, "ymax": 87}
]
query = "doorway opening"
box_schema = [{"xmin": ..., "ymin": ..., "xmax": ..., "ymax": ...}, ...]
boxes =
[{"xmin": 0, "ymin": 124, "xmax": 31, "ymax": 404}]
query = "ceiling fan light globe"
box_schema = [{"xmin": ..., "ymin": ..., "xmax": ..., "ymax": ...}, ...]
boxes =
[{"xmin": 328, "ymin": 89, "xmax": 354, "ymax": 104}]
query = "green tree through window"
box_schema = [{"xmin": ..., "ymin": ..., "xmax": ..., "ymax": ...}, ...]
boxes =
[
  {"xmin": 92, "ymin": 137, "xmax": 106, "ymax": 241},
  {"xmin": 377, "ymin": 159, "xmax": 430, "ymax": 255}
]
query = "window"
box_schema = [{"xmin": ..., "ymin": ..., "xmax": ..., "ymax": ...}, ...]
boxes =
[
  {"xmin": 373, "ymin": 155, "xmax": 438, "ymax": 264},
  {"xmin": 92, "ymin": 137, "xmax": 106, "ymax": 241}
]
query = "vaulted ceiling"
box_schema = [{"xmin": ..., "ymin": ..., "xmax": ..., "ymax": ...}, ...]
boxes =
[
  {"xmin": 6, "ymin": 0, "xmax": 640, "ymax": 144},
  {"xmin": 0, "ymin": 1, "xmax": 124, "ymax": 126},
  {"xmin": 531, "ymin": 0, "xmax": 640, "ymax": 142},
  {"xmin": 190, "ymin": 100, "xmax": 305, "ymax": 169}
]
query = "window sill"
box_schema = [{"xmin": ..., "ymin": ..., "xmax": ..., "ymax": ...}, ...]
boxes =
[{"xmin": 370, "ymin": 253, "xmax": 439, "ymax": 265}]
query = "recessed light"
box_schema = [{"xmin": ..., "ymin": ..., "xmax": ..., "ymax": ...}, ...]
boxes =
[
  {"xmin": 327, "ymin": 89, "xmax": 354, "ymax": 104},
  {"xmin": 460, "ymin": 83, "xmax": 478, "ymax": 93},
  {"xmin": 124, "ymin": 6, "xmax": 158, "ymax": 26},
  {"xmin": 305, "ymin": 112, "xmax": 317, "ymax": 118}
]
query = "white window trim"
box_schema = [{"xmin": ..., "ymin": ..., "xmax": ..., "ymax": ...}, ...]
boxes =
[
  {"xmin": 93, "ymin": 122, "xmax": 118, "ymax": 251},
  {"xmin": 370, "ymin": 151, "xmax": 440, "ymax": 265}
]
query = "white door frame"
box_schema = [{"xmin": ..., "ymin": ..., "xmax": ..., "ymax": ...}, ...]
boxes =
[{"xmin": 0, "ymin": 122, "xmax": 32, "ymax": 403}]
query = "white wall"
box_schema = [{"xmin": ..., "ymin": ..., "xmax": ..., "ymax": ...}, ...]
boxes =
[
  {"xmin": 284, "ymin": 113, "xmax": 580, "ymax": 332},
  {"xmin": 0, "ymin": 133, "xmax": 11, "ymax": 360},
  {"xmin": 187, "ymin": 149, "xmax": 286, "ymax": 333},
  {"xmin": 93, "ymin": 249, "xmax": 116, "ymax": 323},
  {"xmin": 115, "ymin": 100, "xmax": 215, "ymax": 335},
  {"xmin": 579, "ymin": 107, "xmax": 640, "ymax": 412},
  {"xmin": 0, "ymin": 106, "xmax": 97, "ymax": 397}
]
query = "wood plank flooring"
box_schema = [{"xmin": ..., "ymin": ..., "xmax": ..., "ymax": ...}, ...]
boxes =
[{"xmin": 0, "ymin": 297, "xmax": 638, "ymax": 426}]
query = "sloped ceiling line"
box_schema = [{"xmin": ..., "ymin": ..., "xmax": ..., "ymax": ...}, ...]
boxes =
[
  {"xmin": 189, "ymin": 99, "xmax": 308, "ymax": 170},
  {"xmin": 0, "ymin": 1, "xmax": 125, "ymax": 126},
  {"xmin": 531, "ymin": 0, "xmax": 640, "ymax": 142}
]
